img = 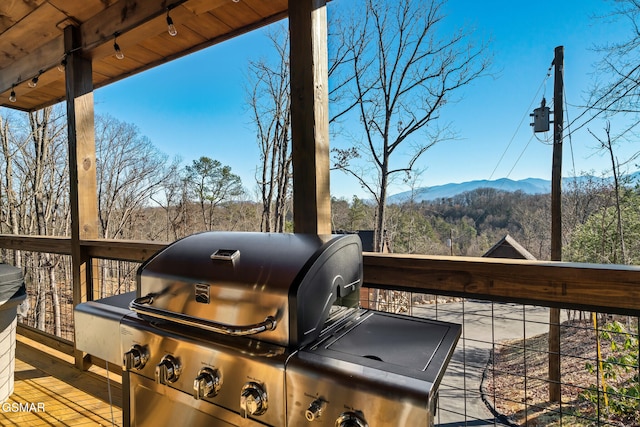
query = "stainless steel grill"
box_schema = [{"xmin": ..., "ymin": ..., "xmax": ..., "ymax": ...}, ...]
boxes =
[{"xmin": 75, "ymin": 232, "xmax": 461, "ymax": 427}]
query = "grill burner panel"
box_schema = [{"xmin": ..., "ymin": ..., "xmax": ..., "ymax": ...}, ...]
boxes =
[
  {"xmin": 129, "ymin": 375, "xmax": 265, "ymax": 427},
  {"xmin": 120, "ymin": 313, "xmax": 289, "ymax": 427}
]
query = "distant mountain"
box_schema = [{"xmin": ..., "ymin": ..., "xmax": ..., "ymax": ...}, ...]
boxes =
[
  {"xmin": 388, "ymin": 178, "xmax": 550, "ymax": 203},
  {"xmin": 388, "ymin": 172, "xmax": 640, "ymax": 203}
]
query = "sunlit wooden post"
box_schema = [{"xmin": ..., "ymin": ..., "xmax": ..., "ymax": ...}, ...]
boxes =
[
  {"xmin": 64, "ymin": 25, "xmax": 100, "ymax": 370},
  {"xmin": 288, "ymin": 0, "xmax": 332, "ymax": 235}
]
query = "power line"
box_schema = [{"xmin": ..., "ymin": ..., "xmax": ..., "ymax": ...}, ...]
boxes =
[
  {"xmin": 468, "ymin": 60, "xmax": 554, "ymax": 230},
  {"xmin": 564, "ymin": 85, "xmax": 578, "ymax": 179},
  {"xmin": 563, "ymin": 62, "xmax": 640, "ymax": 139},
  {"xmin": 488, "ymin": 61, "xmax": 553, "ymax": 181},
  {"xmin": 505, "ymin": 133, "xmax": 535, "ymax": 179},
  {"xmin": 534, "ymin": 129, "xmax": 553, "ymax": 145}
]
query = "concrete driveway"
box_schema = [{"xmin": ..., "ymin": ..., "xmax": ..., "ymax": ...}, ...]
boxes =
[{"xmin": 409, "ymin": 299, "xmax": 566, "ymax": 426}]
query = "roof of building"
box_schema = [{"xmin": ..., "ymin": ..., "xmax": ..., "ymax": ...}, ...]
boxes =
[{"xmin": 483, "ymin": 234, "xmax": 537, "ymax": 260}]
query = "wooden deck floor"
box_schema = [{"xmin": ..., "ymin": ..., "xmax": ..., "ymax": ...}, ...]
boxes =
[{"xmin": 1, "ymin": 335, "xmax": 122, "ymax": 426}]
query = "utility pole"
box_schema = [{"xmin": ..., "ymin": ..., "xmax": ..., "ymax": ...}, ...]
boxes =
[{"xmin": 549, "ymin": 45, "xmax": 564, "ymax": 403}]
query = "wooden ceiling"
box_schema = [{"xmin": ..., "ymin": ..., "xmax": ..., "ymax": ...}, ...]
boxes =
[{"xmin": 0, "ymin": 0, "xmax": 288, "ymax": 112}]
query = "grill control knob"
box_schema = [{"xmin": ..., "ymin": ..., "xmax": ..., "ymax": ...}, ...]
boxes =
[
  {"xmin": 193, "ymin": 367, "xmax": 222, "ymax": 400},
  {"xmin": 155, "ymin": 355, "xmax": 182, "ymax": 384},
  {"xmin": 240, "ymin": 382, "xmax": 268, "ymax": 417},
  {"xmin": 123, "ymin": 344, "xmax": 149, "ymax": 370},
  {"xmin": 335, "ymin": 411, "xmax": 368, "ymax": 427},
  {"xmin": 305, "ymin": 398, "xmax": 326, "ymax": 421}
]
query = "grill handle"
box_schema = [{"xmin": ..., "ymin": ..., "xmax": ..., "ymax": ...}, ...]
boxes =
[{"xmin": 130, "ymin": 296, "xmax": 277, "ymax": 336}]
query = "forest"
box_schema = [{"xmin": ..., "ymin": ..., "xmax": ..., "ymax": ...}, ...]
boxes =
[{"xmin": 2, "ymin": 104, "xmax": 638, "ymax": 262}]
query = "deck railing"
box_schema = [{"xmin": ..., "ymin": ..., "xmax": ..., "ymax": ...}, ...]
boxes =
[{"xmin": 1, "ymin": 234, "xmax": 639, "ymax": 426}]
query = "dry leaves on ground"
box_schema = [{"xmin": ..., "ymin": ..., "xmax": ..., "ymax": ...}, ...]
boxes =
[{"xmin": 483, "ymin": 317, "xmax": 639, "ymax": 427}]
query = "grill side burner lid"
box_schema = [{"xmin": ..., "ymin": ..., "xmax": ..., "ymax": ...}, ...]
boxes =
[{"xmin": 132, "ymin": 232, "xmax": 362, "ymax": 347}]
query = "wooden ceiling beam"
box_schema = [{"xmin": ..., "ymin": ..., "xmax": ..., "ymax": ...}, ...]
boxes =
[
  {"xmin": 79, "ymin": 0, "xmax": 189, "ymax": 52},
  {"xmin": 1, "ymin": 0, "xmax": 291, "ymax": 110},
  {"xmin": 183, "ymin": 0, "xmax": 229, "ymax": 15},
  {"xmin": 0, "ymin": 0, "xmax": 48, "ymax": 35},
  {"xmin": 0, "ymin": 37, "xmax": 64, "ymax": 95},
  {"xmin": 2, "ymin": 3, "xmax": 62, "ymax": 56},
  {"xmin": 1, "ymin": 0, "xmax": 188, "ymax": 95}
]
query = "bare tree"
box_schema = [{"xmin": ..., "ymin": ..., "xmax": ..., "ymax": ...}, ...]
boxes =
[
  {"xmin": 1, "ymin": 106, "xmax": 69, "ymax": 333},
  {"xmin": 585, "ymin": 0, "xmax": 640, "ymax": 162},
  {"xmin": 588, "ymin": 122, "xmax": 629, "ymax": 263},
  {"xmin": 29, "ymin": 107, "xmax": 68, "ymax": 335},
  {"xmin": 150, "ymin": 161, "xmax": 192, "ymax": 240},
  {"xmin": 581, "ymin": 0, "xmax": 640, "ymax": 263},
  {"xmin": 95, "ymin": 114, "xmax": 176, "ymax": 298},
  {"xmin": 0, "ymin": 113, "xmax": 23, "ymax": 266},
  {"xmin": 95, "ymin": 114, "xmax": 174, "ymax": 240},
  {"xmin": 330, "ymin": 0, "xmax": 490, "ymax": 251},
  {"xmin": 247, "ymin": 25, "xmax": 292, "ymax": 232},
  {"xmin": 589, "ymin": 1, "xmax": 640, "ymax": 115}
]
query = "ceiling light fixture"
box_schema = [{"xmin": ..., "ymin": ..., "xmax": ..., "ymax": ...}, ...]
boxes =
[
  {"xmin": 167, "ymin": 10, "xmax": 178, "ymax": 36},
  {"xmin": 113, "ymin": 33, "xmax": 125, "ymax": 60},
  {"xmin": 28, "ymin": 70, "xmax": 42, "ymax": 88},
  {"xmin": 9, "ymin": 85, "xmax": 16, "ymax": 103},
  {"xmin": 57, "ymin": 55, "xmax": 67, "ymax": 72}
]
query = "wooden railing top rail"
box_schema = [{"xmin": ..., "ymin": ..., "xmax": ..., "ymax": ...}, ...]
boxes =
[
  {"xmin": 0, "ymin": 235, "xmax": 165, "ymax": 261},
  {"xmin": 2, "ymin": 234, "xmax": 639, "ymax": 315},
  {"xmin": 364, "ymin": 253, "xmax": 640, "ymax": 316},
  {"xmin": 0, "ymin": 234, "xmax": 72, "ymax": 255},
  {"xmin": 81, "ymin": 238, "xmax": 167, "ymax": 263}
]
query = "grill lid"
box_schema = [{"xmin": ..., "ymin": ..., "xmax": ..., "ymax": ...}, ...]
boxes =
[{"xmin": 133, "ymin": 232, "xmax": 362, "ymax": 347}]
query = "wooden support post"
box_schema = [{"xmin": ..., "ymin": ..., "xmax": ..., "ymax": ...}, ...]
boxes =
[
  {"xmin": 549, "ymin": 45, "xmax": 564, "ymax": 403},
  {"xmin": 288, "ymin": 0, "xmax": 332, "ymax": 235},
  {"xmin": 65, "ymin": 25, "xmax": 100, "ymax": 370}
]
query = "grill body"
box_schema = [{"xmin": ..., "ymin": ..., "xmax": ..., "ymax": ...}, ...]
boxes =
[{"xmin": 75, "ymin": 232, "xmax": 461, "ymax": 427}]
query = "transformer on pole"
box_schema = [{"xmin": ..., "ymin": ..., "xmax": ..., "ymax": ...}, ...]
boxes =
[{"xmin": 531, "ymin": 97, "xmax": 551, "ymax": 133}]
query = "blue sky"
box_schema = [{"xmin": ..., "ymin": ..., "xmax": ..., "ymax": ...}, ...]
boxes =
[{"xmin": 94, "ymin": 0, "xmax": 635, "ymax": 200}]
